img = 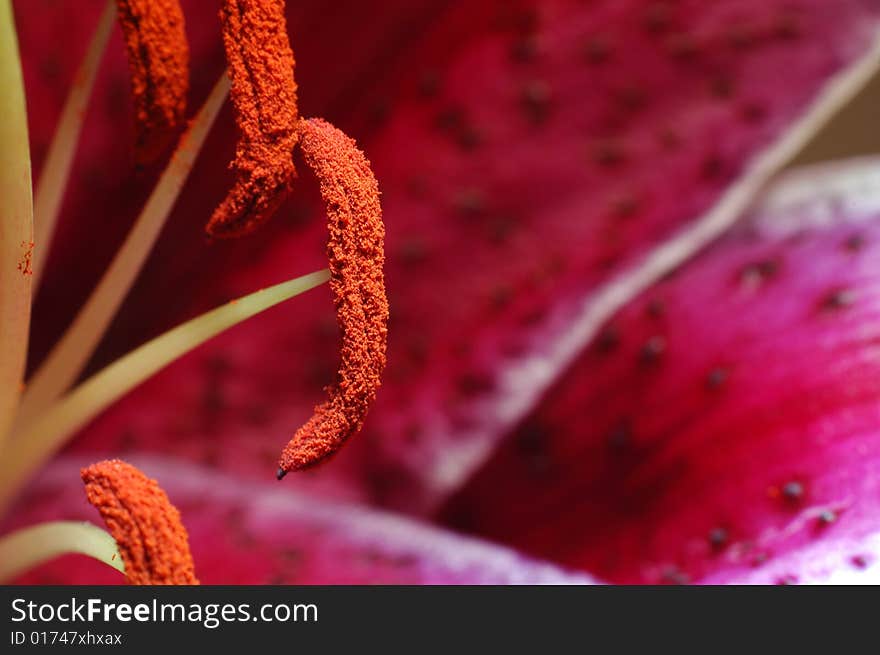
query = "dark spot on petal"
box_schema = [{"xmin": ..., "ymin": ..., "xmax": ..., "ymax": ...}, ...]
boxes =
[
  {"xmin": 315, "ymin": 316, "xmax": 339, "ymax": 341},
  {"xmin": 727, "ymin": 24, "xmax": 758, "ymax": 50},
  {"xmin": 201, "ymin": 381, "xmax": 225, "ymax": 416},
  {"xmin": 591, "ymin": 139, "xmax": 627, "ymax": 167},
  {"xmin": 782, "ymin": 480, "xmax": 805, "ymax": 504},
  {"xmin": 451, "ymin": 340, "xmax": 472, "ymax": 358},
  {"xmin": 454, "ymin": 188, "xmax": 487, "ymax": 218},
  {"xmin": 666, "ymin": 33, "xmax": 699, "ymax": 60},
  {"xmin": 647, "ymin": 299, "xmax": 665, "ymax": 318},
  {"xmin": 708, "ymin": 527, "xmax": 729, "ymax": 551},
  {"xmin": 511, "ymin": 34, "xmax": 539, "ymax": 63},
  {"xmin": 643, "ymin": 3, "xmax": 673, "ymax": 33},
  {"xmin": 607, "ymin": 420, "xmax": 632, "ymax": 451},
  {"xmin": 40, "ymin": 55, "xmax": 62, "ymax": 81},
  {"xmin": 739, "ymin": 259, "xmax": 779, "ymax": 290},
  {"xmin": 740, "ymin": 101, "xmax": 767, "ymax": 124},
  {"xmin": 456, "ymin": 371, "xmax": 494, "ymax": 397},
  {"xmin": 843, "ymin": 234, "xmax": 865, "ymax": 252},
  {"xmin": 610, "ymin": 191, "xmax": 641, "ymax": 219},
  {"xmin": 706, "ymin": 367, "xmax": 729, "ymax": 390},
  {"xmin": 597, "ymin": 251, "xmax": 622, "ymax": 273},
  {"xmin": 516, "ymin": 422, "xmax": 546, "ymax": 456},
  {"xmin": 661, "ymin": 567, "xmax": 690, "ymax": 584},
  {"xmin": 487, "ymin": 215, "xmax": 518, "ymax": 245},
  {"xmin": 287, "ymin": 202, "xmax": 313, "ymax": 228},
  {"xmin": 515, "ymin": 422, "xmax": 554, "ymax": 476},
  {"xmin": 640, "ymin": 336, "xmax": 666, "ymax": 364},
  {"xmin": 306, "ymin": 358, "xmax": 335, "ymax": 388},
  {"xmin": 118, "ymin": 429, "xmax": 138, "ymax": 453},
  {"xmin": 775, "ymin": 574, "xmax": 798, "ymax": 585},
  {"xmin": 519, "ymin": 306, "xmax": 547, "ymax": 327},
  {"xmin": 404, "ymin": 423, "xmax": 422, "ymax": 444},
  {"xmin": 851, "ymin": 554, "xmax": 869, "ymax": 569},
  {"xmin": 406, "ymin": 175, "xmax": 428, "ymax": 198},
  {"xmin": 407, "ymin": 338, "xmax": 428, "ymax": 365},
  {"xmin": 416, "ymin": 70, "xmax": 440, "ymax": 99},
  {"xmin": 658, "ymin": 127, "xmax": 682, "ymax": 150},
  {"xmin": 521, "ymin": 81, "xmax": 552, "ymax": 124},
  {"xmin": 817, "ymin": 509, "xmax": 837, "ymax": 527},
  {"xmin": 434, "ymin": 106, "xmax": 464, "ymax": 132},
  {"xmin": 500, "ymin": 6, "xmax": 538, "ymax": 33},
  {"xmin": 245, "ymin": 404, "xmax": 270, "ymax": 426},
  {"xmin": 399, "ymin": 237, "xmax": 429, "ymax": 266},
  {"xmin": 819, "ymin": 288, "xmax": 856, "ymax": 312},
  {"xmin": 363, "ymin": 460, "xmax": 418, "ymax": 506},
  {"xmin": 596, "ymin": 326, "xmax": 620, "ymax": 353},
  {"xmin": 279, "ymin": 548, "xmax": 303, "ymax": 566},
  {"xmin": 701, "ymin": 153, "xmax": 725, "ymax": 180},
  {"xmin": 615, "ymin": 84, "xmax": 648, "ymax": 112},
  {"xmin": 205, "ymin": 354, "xmax": 231, "ymax": 378},
  {"xmin": 709, "ymin": 76, "xmax": 735, "ymax": 99},
  {"xmin": 582, "ymin": 36, "xmax": 612, "ymax": 64},
  {"xmin": 774, "ymin": 13, "xmax": 802, "ymax": 40},
  {"xmin": 368, "ymin": 98, "xmax": 391, "ymax": 127},
  {"xmin": 489, "ymin": 284, "xmax": 513, "ymax": 311},
  {"xmin": 750, "ymin": 552, "xmax": 769, "ymax": 567},
  {"xmin": 457, "ymin": 125, "xmax": 484, "ymax": 151}
]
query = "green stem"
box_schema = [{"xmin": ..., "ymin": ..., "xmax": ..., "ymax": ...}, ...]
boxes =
[
  {"xmin": 0, "ymin": 0, "xmax": 34, "ymax": 450},
  {"xmin": 0, "ymin": 521, "xmax": 123, "ymax": 583}
]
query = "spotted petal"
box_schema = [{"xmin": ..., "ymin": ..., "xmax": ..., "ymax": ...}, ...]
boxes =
[{"xmin": 441, "ymin": 159, "xmax": 880, "ymax": 584}]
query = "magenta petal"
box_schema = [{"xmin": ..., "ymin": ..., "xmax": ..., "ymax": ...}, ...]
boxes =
[
  {"xmin": 2, "ymin": 455, "xmax": 595, "ymax": 584},
  {"xmin": 25, "ymin": 1, "xmax": 880, "ymax": 518},
  {"xmin": 440, "ymin": 159, "xmax": 880, "ymax": 584}
]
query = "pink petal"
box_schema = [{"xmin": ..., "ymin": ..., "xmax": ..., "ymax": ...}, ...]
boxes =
[
  {"xmin": 15, "ymin": 1, "xmax": 880, "ymax": 515},
  {"xmin": 440, "ymin": 158, "xmax": 880, "ymax": 584},
  {"xmin": 2, "ymin": 456, "xmax": 595, "ymax": 584}
]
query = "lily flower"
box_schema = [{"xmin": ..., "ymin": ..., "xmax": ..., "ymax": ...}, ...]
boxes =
[{"xmin": 2, "ymin": 0, "xmax": 880, "ymax": 584}]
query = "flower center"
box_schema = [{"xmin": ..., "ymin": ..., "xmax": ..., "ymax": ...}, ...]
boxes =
[{"xmin": 0, "ymin": 0, "xmax": 388, "ymax": 583}]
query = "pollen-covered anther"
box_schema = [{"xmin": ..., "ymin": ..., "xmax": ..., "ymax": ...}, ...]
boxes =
[
  {"xmin": 114, "ymin": 0, "xmax": 189, "ymax": 164},
  {"xmin": 81, "ymin": 460, "xmax": 199, "ymax": 585},
  {"xmin": 277, "ymin": 118, "xmax": 388, "ymax": 476},
  {"xmin": 206, "ymin": 0, "xmax": 299, "ymax": 238}
]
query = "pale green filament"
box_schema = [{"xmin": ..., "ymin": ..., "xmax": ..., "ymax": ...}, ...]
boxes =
[
  {"xmin": 32, "ymin": 0, "xmax": 116, "ymax": 287},
  {"xmin": 0, "ymin": 521, "xmax": 124, "ymax": 583},
  {"xmin": 0, "ymin": 0, "xmax": 34, "ymax": 449},
  {"xmin": 15, "ymin": 74, "xmax": 231, "ymax": 429}
]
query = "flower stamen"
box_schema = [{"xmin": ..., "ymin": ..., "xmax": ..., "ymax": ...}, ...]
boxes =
[
  {"xmin": 277, "ymin": 118, "xmax": 388, "ymax": 477},
  {"xmin": 206, "ymin": 0, "xmax": 298, "ymax": 238},
  {"xmin": 82, "ymin": 459, "xmax": 198, "ymax": 585},
  {"xmin": 114, "ymin": 0, "xmax": 189, "ymax": 165}
]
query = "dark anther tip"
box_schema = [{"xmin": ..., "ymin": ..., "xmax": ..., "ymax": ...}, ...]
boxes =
[{"xmin": 276, "ymin": 467, "xmax": 287, "ymax": 481}]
